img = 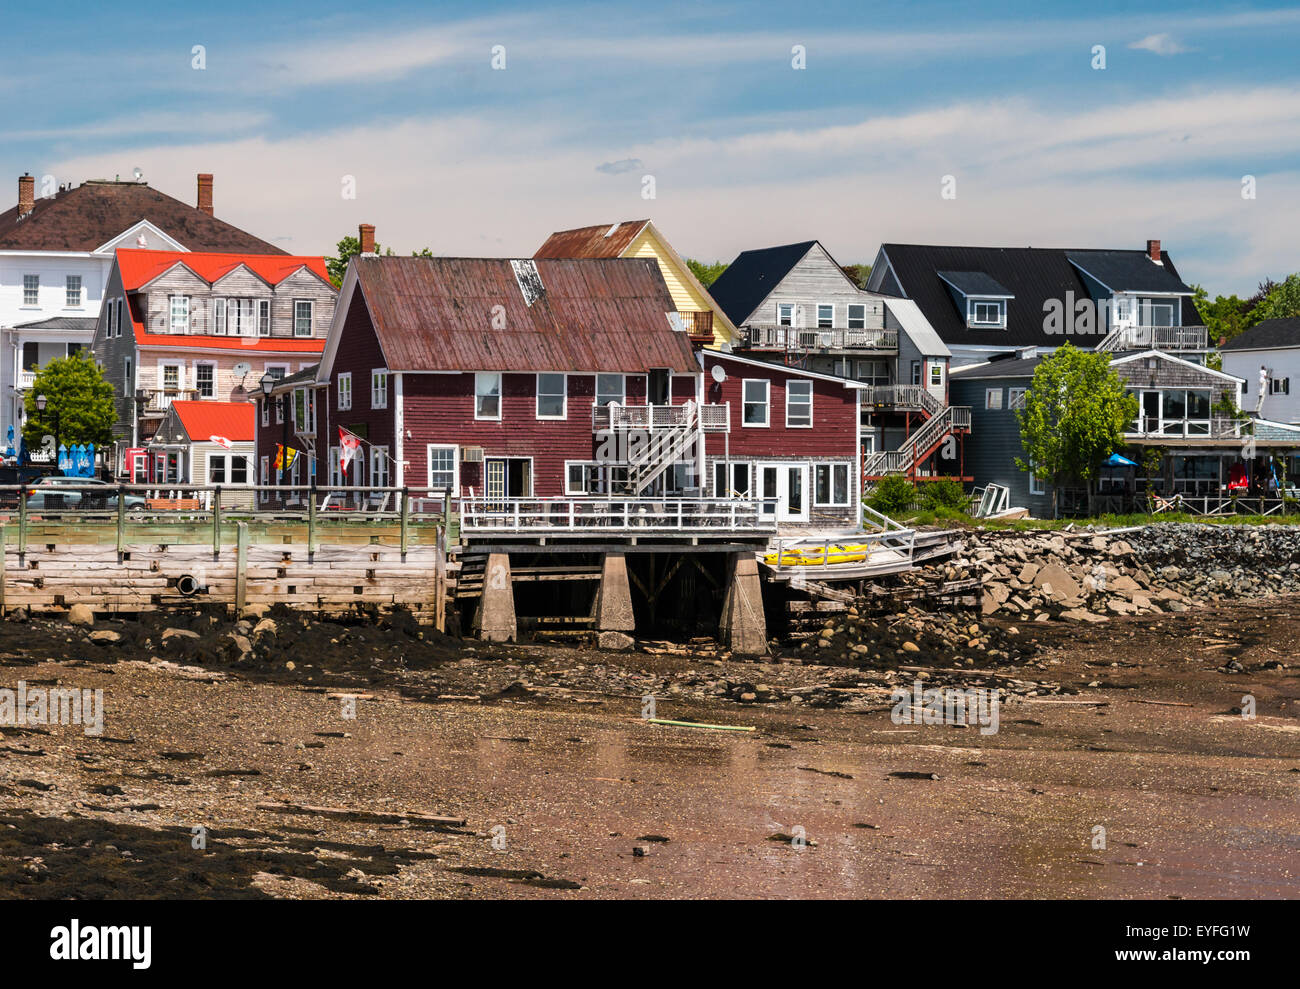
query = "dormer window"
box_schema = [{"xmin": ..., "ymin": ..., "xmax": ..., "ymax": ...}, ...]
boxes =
[{"xmin": 968, "ymin": 299, "xmax": 1005, "ymax": 327}]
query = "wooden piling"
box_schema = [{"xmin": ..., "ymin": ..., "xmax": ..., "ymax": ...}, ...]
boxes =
[{"xmin": 235, "ymin": 522, "xmax": 249, "ymax": 611}]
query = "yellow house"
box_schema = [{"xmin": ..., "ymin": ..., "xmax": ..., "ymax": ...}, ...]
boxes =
[{"xmin": 535, "ymin": 220, "xmax": 738, "ymax": 349}]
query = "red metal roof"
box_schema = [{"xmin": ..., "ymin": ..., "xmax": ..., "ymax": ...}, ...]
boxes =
[
  {"xmin": 170, "ymin": 401, "xmax": 256, "ymax": 442},
  {"xmin": 353, "ymin": 256, "xmax": 698, "ymax": 374},
  {"xmin": 116, "ymin": 248, "xmax": 330, "ymax": 290},
  {"xmin": 534, "ymin": 220, "xmax": 648, "ymax": 260}
]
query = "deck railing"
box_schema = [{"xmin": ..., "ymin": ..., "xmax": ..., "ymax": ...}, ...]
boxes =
[
  {"xmin": 860, "ymin": 384, "xmax": 944, "ymax": 415},
  {"xmin": 742, "ymin": 324, "xmax": 898, "ymax": 352},
  {"xmin": 458, "ymin": 496, "xmax": 777, "ymax": 534},
  {"xmin": 592, "ymin": 402, "xmax": 729, "ymax": 433},
  {"xmin": 1126, "ymin": 416, "xmax": 1242, "ymax": 438},
  {"xmin": 1097, "ymin": 325, "xmax": 1208, "ymax": 352},
  {"xmin": 140, "ymin": 388, "xmax": 201, "ymax": 413}
]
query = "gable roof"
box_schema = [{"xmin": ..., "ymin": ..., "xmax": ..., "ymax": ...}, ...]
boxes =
[
  {"xmin": 116, "ymin": 248, "xmax": 329, "ymax": 291},
  {"xmin": 340, "ymin": 256, "xmax": 697, "ymax": 374},
  {"xmin": 1064, "ymin": 251, "xmax": 1192, "ymax": 294},
  {"xmin": 534, "ymin": 220, "xmax": 649, "ymax": 259},
  {"xmin": 949, "ymin": 356, "xmax": 1045, "ymax": 380},
  {"xmin": 937, "ymin": 270, "xmax": 1013, "ymax": 297},
  {"xmin": 1219, "ymin": 318, "xmax": 1300, "ymax": 353},
  {"xmin": 169, "ymin": 401, "xmax": 256, "ymax": 443},
  {"xmin": 877, "ymin": 244, "xmax": 1201, "ymax": 348},
  {"xmin": 0, "ymin": 180, "xmax": 284, "ymax": 253},
  {"xmin": 706, "ymin": 241, "xmax": 819, "ymax": 326}
]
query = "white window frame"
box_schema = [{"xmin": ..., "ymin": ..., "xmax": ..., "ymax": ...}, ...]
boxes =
[
  {"xmin": 847, "ymin": 303, "xmax": 866, "ymax": 330},
  {"xmin": 294, "ymin": 299, "xmax": 313, "ymax": 337},
  {"xmin": 160, "ymin": 361, "xmax": 183, "ymax": 393},
  {"xmin": 985, "ymin": 388, "xmax": 1003, "ymax": 410},
  {"xmin": 169, "ymin": 295, "xmax": 190, "ymax": 334},
  {"xmin": 260, "ymin": 397, "xmax": 269, "ymax": 428},
  {"xmin": 258, "ymin": 299, "xmax": 271, "ymax": 336},
  {"xmin": 817, "ymin": 304, "xmax": 834, "ymax": 329},
  {"xmin": 786, "ymin": 379, "xmax": 813, "ymax": 428},
  {"xmin": 213, "ymin": 298, "xmax": 227, "ymax": 335},
  {"xmin": 427, "ymin": 444, "xmax": 459, "ymax": 494},
  {"xmin": 929, "ymin": 363, "xmax": 943, "ymax": 388},
  {"xmin": 208, "ymin": 453, "xmax": 248, "ymax": 486},
  {"xmin": 713, "ymin": 460, "xmax": 752, "ymax": 497},
  {"xmin": 259, "ymin": 456, "xmax": 269, "ymax": 503},
  {"xmin": 596, "ymin": 373, "xmax": 625, "ymax": 407},
  {"xmin": 124, "ymin": 357, "xmax": 133, "ymax": 394},
  {"xmin": 813, "ymin": 463, "xmax": 851, "ymax": 507},
  {"xmin": 22, "ymin": 274, "xmax": 38, "ymax": 306},
  {"xmin": 1029, "ymin": 460, "xmax": 1046, "ymax": 496},
  {"xmin": 969, "ymin": 299, "xmax": 1005, "ymax": 327},
  {"xmin": 1008, "ymin": 387, "xmax": 1027, "ymax": 410},
  {"xmin": 337, "ymin": 372, "xmax": 352, "ymax": 411},
  {"xmin": 65, "ymin": 275, "xmax": 82, "ymax": 308},
  {"xmin": 742, "ymin": 379, "xmax": 770, "ymax": 427},
  {"xmin": 475, "ymin": 372, "xmax": 502, "ymax": 421},
  {"xmin": 536, "ymin": 372, "xmax": 567, "ymax": 420},
  {"xmin": 371, "ymin": 369, "xmax": 388, "ymax": 410},
  {"xmin": 776, "ymin": 303, "xmax": 794, "ymax": 327},
  {"xmin": 194, "ymin": 360, "xmax": 216, "ymax": 399},
  {"xmin": 370, "ymin": 446, "xmax": 390, "ymax": 490}
]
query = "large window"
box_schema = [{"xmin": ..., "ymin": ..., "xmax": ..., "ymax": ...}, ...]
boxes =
[
  {"xmin": 66, "ymin": 275, "xmax": 82, "ymax": 308},
  {"xmin": 294, "ymin": 387, "xmax": 316, "ymax": 434},
  {"xmin": 370, "ymin": 446, "xmax": 390, "ymax": 490},
  {"xmin": 817, "ymin": 304, "xmax": 834, "ymax": 328},
  {"xmin": 22, "ymin": 275, "xmax": 38, "ymax": 306},
  {"xmin": 596, "ymin": 373, "xmax": 624, "ymax": 407},
  {"xmin": 216, "ymin": 298, "xmax": 256, "ymax": 336},
  {"xmin": 371, "ymin": 369, "xmax": 388, "ymax": 409},
  {"xmin": 294, "ymin": 300, "xmax": 313, "ymax": 337},
  {"xmin": 713, "ymin": 461, "xmax": 751, "ymax": 497},
  {"xmin": 786, "ymin": 380, "xmax": 813, "ymax": 427},
  {"xmin": 475, "ymin": 372, "xmax": 502, "ymax": 420},
  {"xmin": 814, "ymin": 463, "xmax": 850, "ymax": 506},
  {"xmin": 195, "ymin": 362, "xmax": 215, "ymax": 399},
  {"xmin": 208, "ymin": 454, "xmax": 249, "ymax": 485},
  {"xmin": 847, "ymin": 304, "xmax": 866, "ymax": 330},
  {"xmin": 169, "ymin": 295, "xmax": 190, "ymax": 333},
  {"xmin": 742, "ymin": 379, "xmax": 770, "ymax": 427},
  {"xmin": 427, "ymin": 445, "xmax": 459, "ymax": 492},
  {"xmin": 536, "ymin": 373, "xmax": 566, "ymax": 419},
  {"xmin": 856, "ymin": 360, "xmax": 890, "ymax": 386},
  {"xmin": 337, "ymin": 372, "xmax": 352, "ymax": 410}
]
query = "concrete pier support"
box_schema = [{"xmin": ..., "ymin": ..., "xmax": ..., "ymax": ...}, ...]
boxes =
[
  {"xmin": 474, "ymin": 552, "xmax": 517, "ymax": 642},
  {"xmin": 594, "ymin": 551, "xmax": 636, "ymax": 650},
  {"xmin": 719, "ymin": 553, "xmax": 767, "ymax": 656}
]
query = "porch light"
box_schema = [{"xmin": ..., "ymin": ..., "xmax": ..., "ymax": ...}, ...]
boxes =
[
  {"xmin": 35, "ymin": 393, "xmax": 47, "ymax": 412},
  {"xmin": 260, "ymin": 371, "xmax": 276, "ymax": 395}
]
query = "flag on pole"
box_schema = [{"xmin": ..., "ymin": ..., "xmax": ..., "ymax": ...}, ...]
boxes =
[
  {"xmin": 209, "ymin": 434, "xmax": 233, "ymax": 450},
  {"xmin": 274, "ymin": 444, "xmax": 285, "ymax": 470},
  {"xmin": 338, "ymin": 426, "xmax": 362, "ymax": 468},
  {"xmin": 283, "ymin": 446, "xmax": 299, "ymax": 471}
]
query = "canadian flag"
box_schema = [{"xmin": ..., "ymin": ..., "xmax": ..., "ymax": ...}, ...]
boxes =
[
  {"xmin": 338, "ymin": 426, "xmax": 363, "ymax": 468},
  {"xmin": 209, "ymin": 435, "xmax": 233, "ymax": 450}
]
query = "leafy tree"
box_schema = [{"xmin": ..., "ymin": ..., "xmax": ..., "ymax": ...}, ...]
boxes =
[
  {"xmin": 1248, "ymin": 273, "xmax": 1300, "ymax": 324},
  {"xmin": 686, "ymin": 259, "xmax": 727, "ymax": 287},
  {"xmin": 840, "ymin": 263, "xmax": 873, "ymax": 288},
  {"xmin": 1191, "ymin": 284, "xmax": 1250, "ymax": 344},
  {"xmin": 1015, "ymin": 343, "xmax": 1137, "ymax": 518},
  {"xmin": 327, "ymin": 236, "xmax": 434, "ymax": 286},
  {"xmin": 22, "ymin": 353, "xmax": 116, "ymax": 451}
]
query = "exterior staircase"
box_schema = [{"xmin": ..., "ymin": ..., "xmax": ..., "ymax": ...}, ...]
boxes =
[
  {"xmin": 863, "ymin": 404, "xmax": 971, "ymax": 478},
  {"xmin": 624, "ymin": 400, "xmax": 699, "ymax": 494}
]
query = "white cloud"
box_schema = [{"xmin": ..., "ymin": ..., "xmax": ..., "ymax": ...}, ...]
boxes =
[{"xmin": 1129, "ymin": 34, "xmax": 1192, "ymax": 56}]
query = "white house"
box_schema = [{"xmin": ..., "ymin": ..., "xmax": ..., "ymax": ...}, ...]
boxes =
[{"xmin": 1219, "ymin": 318, "xmax": 1300, "ymax": 424}]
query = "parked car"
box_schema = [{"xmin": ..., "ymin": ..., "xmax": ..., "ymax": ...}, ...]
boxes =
[{"xmin": 25, "ymin": 476, "xmax": 147, "ymax": 512}]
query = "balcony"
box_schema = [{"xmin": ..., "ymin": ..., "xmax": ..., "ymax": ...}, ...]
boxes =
[
  {"xmin": 592, "ymin": 402, "xmax": 730, "ymax": 433},
  {"xmin": 1098, "ymin": 325, "xmax": 1208, "ymax": 352},
  {"xmin": 15, "ymin": 369, "xmax": 36, "ymax": 390},
  {"xmin": 741, "ymin": 324, "xmax": 898, "ymax": 353},
  {"xmin": 139, "ymin": 388, "xmax": 200, "ymax": 415},
  {"xmin": 1126, "ymin": 416, "xmax": 1243, "ymax": 440},
  {"xmin": 860, "ymin": 384, "xmax": 944, "ymax": 415},
  {"xmin": 677, "ymin": 310, "xmax": 714, "ymax": 344}
]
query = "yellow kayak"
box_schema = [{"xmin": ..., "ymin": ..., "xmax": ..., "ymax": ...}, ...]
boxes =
[{"xmin": 764, "ymin": 544, "xmax": 871, "ymax": 566}]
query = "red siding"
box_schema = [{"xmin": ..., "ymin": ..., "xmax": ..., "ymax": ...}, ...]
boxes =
[{"xmin": 701, "ymin": 354, "xmax": 858, "ymax": 459}]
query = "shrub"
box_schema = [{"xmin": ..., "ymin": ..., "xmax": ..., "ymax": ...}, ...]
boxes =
[
  {"xmin": 867, "ymin": 475, "xmax": 917, "ymax": 516},
  {"xmin": 920, "ymin": 478, "xmax": 968, "ymax": 511}
]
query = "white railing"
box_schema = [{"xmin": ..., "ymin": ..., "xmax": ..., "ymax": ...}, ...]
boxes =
[
  {"xmin": 141, "ymin": 388, "xmax": 200, "ymax": 413},
  {"xmin": 1097, "ymin": 325, "xmax": 1208, "ymax": 352},
  {"xmin": 1126, "ymin": 416, "xmax": 1242, "ymax": 438},
  {"xmin": 592, "ymin": 402, "xmax": 728, "ymax": 433},
  {"xmin": 743, "ymin": 324, "xmax": 898, "ymax": 351},
  {"xmin": 15, "ymin": 369, "xmax": 36, "ymax": 390},
  {"xmin": 860, "ymin": 384, "xmax": 944, "ymax": 416},
  {"xmin": 457, "ymin": 496, "xmax": 778, "ymax": 533}
]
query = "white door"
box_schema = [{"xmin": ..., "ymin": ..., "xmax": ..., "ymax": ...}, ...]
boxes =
[{"xmin": 761, "ymin": 462, "xmax": 809, "ymax": 523}]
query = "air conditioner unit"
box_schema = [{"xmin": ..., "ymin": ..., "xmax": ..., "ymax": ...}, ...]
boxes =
[{"xmin": 461, "ymin": 446, "xmax": 484, "ymax": 463}]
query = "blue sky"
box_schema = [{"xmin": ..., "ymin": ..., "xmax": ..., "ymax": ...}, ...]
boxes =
[{"xmin": 7, "ymin": 0, "xmax": 1300, "ymax": 294}]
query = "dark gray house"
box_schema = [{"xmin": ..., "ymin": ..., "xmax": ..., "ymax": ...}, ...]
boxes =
[{"xmin": 867, "ymin": 240, "xmax": 1206, "ymax": 368}]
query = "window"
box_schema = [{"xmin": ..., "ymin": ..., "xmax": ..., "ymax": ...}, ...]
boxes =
[
  {"xmin": 276, "ymin": 395, "xmax": 285, "ymax": 424},
  {"xmin": 1008, "ymin": 387, "xmax": 1027, "ymax": 410},
  {"xmin": 328, "ymin": 447, "xmax": 342, "ymax": 488},
  {"xmin": 258, "ymin": 299, "xmax": 271, "ymax": 336},
  {"xmin": 777, "ymin": 303, "xmax": 794, "ymax": 327},
  {"xmin": 536, "ymin": 373, "xmax": 566, "ymax": 418},
  {"xmin": 1029, "ymin": 462, "xmax": 1045, "ymax": 496},
  {"xmin": 969, "ymin": 300, "xmax": 1005, "ymax": 327},
  {"xmin": 161, "ymin": 364, "xmax": 181, "ymax": 391},
  {"xmin": 847, "ymin": 304, "xmax": 866, "ymax": 330},
  {"xmin": 213, "ymin": 298, "xmax": 227, "ymax": 334},
  {"xmin": 169, "ymin": 295, "xmax": 190, "ymax": 333},
  {"xmin": 231, "ymin": 299, "xmax": 256, "ymax": 336},
  {"xmin": 1270, "ymin": 377, "xmax": 1290, "ymax": 396},
  {"xmin": 786, "ymin": 380, "xmax": 813, "ymax": 427},
  {"xmin": 566, "ymin": 462, "xmax": 628, "ymax": 495},
  {"xmin": 817, "ymin": 304, "xmax": 834, "ymax": 328},
  {"xmin": 427, "ymin": 444, "xmax": 459, "ymax": 493},
  {"xmin": 856, "ymin": 360, "xmax": 890, "ymax": 386},
  {"xmin": 294, "ymin": 387, "xmax": 316, "ymax": 434},
  {"xmin": 294, "ymin": 300, "xmax": 313, "ymax": 337},
  {"xmin": 713, "ymin": 461, "xmax": 751, "ymax": 497},
  {"xmin": 265, "ymin": 364, "xmax": 288, "ymax": 382},
  {"xmin": 911, "ymin": 361, "xmax": 922, "ymax": 386},
  {"xmin": 66, "ymin": 275, "xmax": 82, "ymax": 308},
  {"xmin": 22, "ymin": 275, "xmax": 38, "ymax": 306},
  {"xmin": 985, "ymin": 388, "xmax": 1003, "ymax": 410},
  {"xmin": 260, "ymin": 397, "xmax": 269, "ymax": 427},
  {"xmin": 370, "ymin": 446, "xmax": 390, "ymax": 490},
  {"xmin": 742, "ymin": 379, "xmax": 769, "ymax": 426},
  {"xmin": 195, "ymin": 362, "xmax": 215, "ymax": 399},
  {"xmin": 596, "ymin": 373, "xmax": 624, "ymax": 407},
  {"xmin": 338, "ymin": 372, "xmax": 352, "ymax": 410},
  {"xmin": 371, "ymin": 369, "xmax": 388, "ymax": 409},
  {"xmin": 115, "ymin": 299, "xmax": 123, "ymax": 337},
  {"xmin": 929, "ymin": 363, "xmax": 943, "ymax": 387},
  {"xmin": 124, "ymin": 358, "xmax": 133, "ymax": 393},
  {"xmin": 814, "ymin": 463, "xmax": 850, "ymax": 506},
  {"xmin": 107, "ymin": 300, "xmax": 117, "ymax": 337},
  {"xmin": 475, "ymin": 372, "xmax": 501, "ymax": 420},
  {"xmin": 260, "ymin": 457, "xmax": 269, "ymax": 503}
]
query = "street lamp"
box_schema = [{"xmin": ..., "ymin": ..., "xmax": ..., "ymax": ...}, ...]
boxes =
[{"xmin": 35, "ymin": 392, "xmax": 59, "ymax": 457}]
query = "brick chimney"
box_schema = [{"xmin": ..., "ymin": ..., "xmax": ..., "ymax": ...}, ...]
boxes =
[
  {"xmin": 196, "ymin": 173, "xmax": 213, "ymax": 216},
  {"xmin": 1146, "ymin": 238, "xmax": 1162, "ymax": 263},
  {"xmin": 18, "ymin": 173, "xmax": 34, "ymax": 215},
  {"xmin": 359, "ymin": 223, "xmax": 376, "ymax": 255}
]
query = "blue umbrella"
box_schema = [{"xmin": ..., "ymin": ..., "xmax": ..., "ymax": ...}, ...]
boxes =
[{"xmin": 1105, "ymin": 453, "xmax": 1138, "ymax": 467}]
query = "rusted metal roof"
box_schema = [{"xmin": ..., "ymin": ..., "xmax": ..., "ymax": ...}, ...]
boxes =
[
  {"xmin": 355, "ymin": 256, "xmax": 698, "ymax": 374},
  {"xmin": 533, "ymin": 220, "xmax": 649, "ymax": 260}
]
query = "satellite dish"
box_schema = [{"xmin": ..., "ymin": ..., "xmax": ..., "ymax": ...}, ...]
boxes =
[
  {"xmin": 132, "ymin": 167, "xmax": 144, "ymax": 182},
  {"xmin": 710, "ymin": 364, "xmax": 727, "ymax": 383},
  {"xmin": 233, "ymin": 362, "xmax": 252, "ymax": 377}
]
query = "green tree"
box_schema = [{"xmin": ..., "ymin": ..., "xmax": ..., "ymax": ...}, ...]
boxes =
[
  {"xmin": 1015, "ymin": 343, "xmax": 1137, "ymax": 518},
  {"xmin": 1249, "ymin": 272, "xmax": 1300, "ymax": 324},
  {"xmin": 840, "ymin": 263, "xmax": 873, "ymax": 288},
  {"xmin": 23, "ymin": 353, "xmax": 116, "ymax": 451},
  {"xmin": 1191, "ymin": 284, "xmax": 1251, "ymax": 344},
  {"xmin": 686, "ymin": 259, "xmax": 727, "ymax": 287},
  {"xmin": 326, "ymin": 236, "xmax": 434, "ymax": 286}
]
